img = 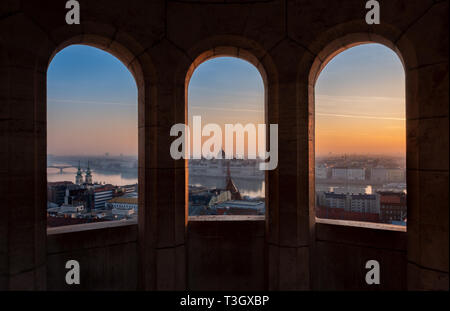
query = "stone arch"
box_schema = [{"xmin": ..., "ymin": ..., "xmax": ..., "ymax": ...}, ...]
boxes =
[
  {"xmin": 185, "ymin": 45, "xmax": 270, "ymax": 91},
  {"xmin": 176, "ymin": 35, "xmax": 279, "ymax": 220},
  {"xmin": 184, "ymin": 45, "xmax": 273, "ymax": 144},
  {"xmin": 175, "ymin": 35, "xmax": 280, "ymax": 290},
  {"xmin": 304, "ymin": 30, "xmax": 410, "ymax": 220},
  {"xmin": 307, "ymin": 33, "xmax": 409, "ymax": 87},
  {"xmin": 43, "ymin": 31, "xmax": 153, "ymax": 192},
  {"xmin": 302, "ymin": 27, "xmax": 419, "ymax": 289},
  {"xmin": 176, "ymin": 34, "xmax": 278, "ymax": 117},
  {"xmin": 40, "ymin": 23, "xmax": 158, "ymax": 88},
  {"xmin": 301, "ymin": 19, "xmax": 447, "ymax": 290},
  {"xmin": 42, "ymin": 29, "xmax": 159, "ymax": 135},
  {"xmin": 181, "ymin": 35, "xmax": 277, "ymax": 82},
  {"xmin": 295, "ymin": 24, "xmax": 413, "ymax": 266},
  {"xmin": 38, "ymin": 27, "xmax": 159, "ymax": 289}
]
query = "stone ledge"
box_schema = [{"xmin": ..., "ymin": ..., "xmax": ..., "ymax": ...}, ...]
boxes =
[
  {"xmin": 316, "ymin": 217, "xmax": 407, "ymax": 252},
  {"xmin": 316, "ymin": 217, "xmax": 407, "ymax": 232},
  {"xmin": 47, "ymin": 218, "xmax": 138, "ymax": 235},
  {"xmin": 47, "ymin": 220, "xmax": 138, "ymax": 254},
  {"xmin": 188, "ymin": 215, "xmax": 265, "ymax": 222}
]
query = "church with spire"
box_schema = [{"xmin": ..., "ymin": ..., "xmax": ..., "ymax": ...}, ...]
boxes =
[
  {"xmin": 75, "ymin": 161, "xmax": 84, "ymax": 185},
  {"xmin": 85, "ymin": 161, "xmax": 93, "ymax": 184},
  {"xmin": 75, "ymin": 161, "xmax": 94, "ymax": 185}
]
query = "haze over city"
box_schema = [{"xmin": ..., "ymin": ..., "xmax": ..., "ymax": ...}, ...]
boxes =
[{"xmin": 46, "ymin": 42, "xmax": 406, "ymax": 224}]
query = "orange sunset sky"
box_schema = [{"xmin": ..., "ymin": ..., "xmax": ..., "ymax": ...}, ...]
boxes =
[{"xmin": 47, "ymin": 43, "xmax": 405, "ymax": 158}]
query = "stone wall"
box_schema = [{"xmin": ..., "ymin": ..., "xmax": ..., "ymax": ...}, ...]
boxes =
[
  {"xmin": 0, "ymin": 0, "xmax": 448, "ymax": 290},
  {"xmin": 187, "ymin": 217, "xmax": 265, "ymax": 291},
  {"xmin": 314, "ymin": 220, "xmax": 407, "ymax": 290},
  {"xmin": 45, "ymin": 218, "xmax": 408, "ymax": 291},
  {"xmin": 47, "ymin": 221, "xmax": 138, "ymax": 290}
]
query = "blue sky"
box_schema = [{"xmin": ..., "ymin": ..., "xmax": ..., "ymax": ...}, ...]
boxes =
[
  {"xmin": 47, "ymin": 45, "xmax": 138, "ymax": 156},
  {"xmin": 188, "ymin": 57, "xmax": 265, "ymax": 126},
  {"xmin": 316, "ymin": 43, "xmax": 404, "ymax": 98},
  {"xmin": 47, "ymin": 43, "xmax": 405, "ymax": 156}
]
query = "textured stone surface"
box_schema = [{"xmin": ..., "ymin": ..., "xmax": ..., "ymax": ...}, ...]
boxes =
[
  {"xmin": 187, "ymin": 218, "xmax": 265, "ymax": 290},
  {"xmin": 315, "ymin": 222, "xmax": 407, "ymax": 290},
  {"xmin": 46, "ymin": 222, "xmax": 138, "ymax": 291},
  {"xmin": 0, "ymin": 0, "xmax": 448, "ymax": 291}
]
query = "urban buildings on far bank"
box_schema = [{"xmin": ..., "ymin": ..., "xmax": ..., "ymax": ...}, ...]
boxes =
[
  {"xmin": 316, "ymin": 166, "xmax": 406, "ymax": 183},
  {"xmin": 47, "ymin": 161, "xmax": 138, "ymax": 227},
  {"xmin": 315, "ymin": 190, "xmax": 406, "ymax": 225},
  {"xmin": 314, "ymin": 155, "xmax": 407, "ymax": 225}
]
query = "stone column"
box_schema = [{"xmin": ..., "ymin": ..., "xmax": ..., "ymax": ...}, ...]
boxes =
[
  {"xmin": 403, "ymin": 1, "xmax": 449, "ymax": 290},
  {"xmin": 266, "ymin": 40, "xmax": 313, "ymax": 290},
  {"xmin": 0, "ymin": 12, "xmax": 49, "ymax": 289},
  {"xmin": 138, "ymin": 41, "xmax": 187, "ymax": 290}
]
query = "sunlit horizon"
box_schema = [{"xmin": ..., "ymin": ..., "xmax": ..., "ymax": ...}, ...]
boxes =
[{"xmin": 315, "ymin": 43, "xmax": 405, "ymax": 156}]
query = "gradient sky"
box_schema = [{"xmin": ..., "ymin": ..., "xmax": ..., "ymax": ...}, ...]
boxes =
[
  {"xmin": 47, "ymin": 43, "xmax": 405, "ymax": 158},
  {"xmin": 188, "ymin": 57, "xmax": 265, "ymax": 158},
  {"xmin": 47, "ymin": 45, "xmax": 138, "ymax": 156},
  {"xmin": 315, "ymin": 43, "xmax": 405, "ymax": 156}
]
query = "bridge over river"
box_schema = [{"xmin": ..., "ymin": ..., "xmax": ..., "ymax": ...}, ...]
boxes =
[{"xmin": 47, "ymin": 165, "xmax": 77, "ymax": 173}]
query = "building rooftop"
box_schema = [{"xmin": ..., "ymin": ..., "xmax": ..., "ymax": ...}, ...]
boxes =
[
  {"xmin": 107, "ymin": 197, "xmax": 138, "ymax": 204},
  {"xmin": 216, "ymin": 200, "xmax": 265, "ymax": 209}
]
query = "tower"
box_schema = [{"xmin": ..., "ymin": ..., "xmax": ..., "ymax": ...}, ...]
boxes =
[
  {"xmin": 225, "ymin": 160, "xmax": 241, "ymax": 200},
  {"xmin": 75, "ymin": 161, "xmax": 83, "ymax": 185},
  {"xmin": 85, "ymin": 161, "xmax": 93, "ymax": 184}
]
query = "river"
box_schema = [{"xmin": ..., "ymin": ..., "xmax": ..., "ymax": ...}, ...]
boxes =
[{"xmin": 47, "ymin": 167, "xmax": 265, "ymax": 198}]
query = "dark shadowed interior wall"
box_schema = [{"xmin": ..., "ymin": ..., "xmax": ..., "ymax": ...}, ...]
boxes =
[{"xmin": 0, "ymin": 0, "xmax": 447, "ymax": 290}]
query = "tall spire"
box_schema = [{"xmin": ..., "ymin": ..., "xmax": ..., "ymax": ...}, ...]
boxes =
[
  {"xmin": 75, "ymin": 160, "xmax": 83, "ymax": 185},
  {"xmin": 76, "ymin": 161, "xmax": 82, "ymax": 176},
  {"xmin": 85, "ymin": 160, "xmax": 93, "ymax": 184},
  {"xmin": 225, "ymin": 160, "xmax": 241, "ymax": 200}
]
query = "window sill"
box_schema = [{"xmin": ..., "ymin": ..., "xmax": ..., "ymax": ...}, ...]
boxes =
[
  {"xmin": 188, "ymin": 215, "xmax": 265, "ymax": 222},
  {"xmin": 47, "ymin": 218, "xmax": 138, "ymax": 235},
  {"xmin": 315, "ymin": 217, "xmax": 406, "ymax": 232}
]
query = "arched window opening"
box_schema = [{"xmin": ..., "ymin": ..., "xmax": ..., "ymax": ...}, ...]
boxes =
[
  {"xmin": 314, "ymin": 43, "xmax": 406, "ymax": 227},
  {"xmin": 47, "ymin": 45, "xmax": 138, "ymax": 228},
  {"xmin": 187, "ymin": 57, "xmax": 266, "ymax": 218}
]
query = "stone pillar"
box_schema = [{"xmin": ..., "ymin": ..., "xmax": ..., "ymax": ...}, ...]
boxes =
[
  {"xmin": 0, "ymin": 12, "xmax": 48, "ymax": 289},
  {"xmin": 138, "ymin": 42, "xmax": 187, "ymax": 290},
  {"xmin": 403, "ymin": 1, "xmax": 449, "ymax": 290},
  {"xmin": 266, "ymin": 40, "xmax": 313, "ymax": 290}
]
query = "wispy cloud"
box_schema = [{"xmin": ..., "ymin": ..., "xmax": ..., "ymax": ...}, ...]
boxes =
[
  {"xmin": 190, "ymin": 105, "xmax": 263, "ymax": 113},
  {"xmin": 316, "ymin": 112, "xmax": 405, "ymax": 121},
  {"xmin": 48, "ymin": 98, "xmax": 136, "ymax": 107},
  {"xmin": 189, "ymin": 86, "xmax": 263, "ymax": 99},
  {"xmin": 315, "ymin": 94, "xmax": 405, "ymax": 120},
  {"xmin": 316, "ymin": 94, "xmax": 404, "ymax": 102}
]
